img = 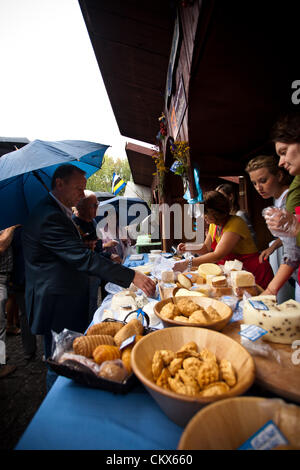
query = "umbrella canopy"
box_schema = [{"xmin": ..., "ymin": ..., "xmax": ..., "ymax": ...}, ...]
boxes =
[
  {"xmin": 95, "ymin": 196, "xmax": 150, "ymax": 227},
  {"xmin": 0, "ymin": 139, "xmax": 109, "ymax": 230}
]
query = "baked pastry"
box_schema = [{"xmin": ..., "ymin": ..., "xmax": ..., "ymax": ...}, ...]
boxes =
[
  {"xmin": 197, "ymin": 360, "xmax": 219, "ymax": 389},
  {"xmin": 114, "ymin": 318, "xmax": 144, "ymax": 347},
  {"xmin": 174, "ymin": 315, "xmax": 190, "ymax": 323},
  {"xmin": 199, "ymin": 347, "xmax": 217, "ymax": 363},
  {"xmin": 168, "ymin": 357, "xmax": 183, "ymax": 376},
  {"xmin": 121, "ymin": 334, "xmax": 143, "ymax": 374},
  {"xmin": 168, "ymin": 373, "xmax": 199, "ymax": 396},
  {"xmin": 98, "ymin": 359, "xmax": 128, "ymax": 382},
  {"xmin": 200, "ymin": 381, "xmax": 230, "ymax": 397},
  {"xmin": 176, "ymin": 298, "xmax": 200, "ymax": 317},
  {"xmin": 182, "ymin": 357, "xmax": 203, "ymax": 379},
  {"xmin": 188, "ymin": 309, "xmax": 209, "ymax": 323},
  {"xmin": 152, "ymin": 350, "xmax": 164, "ymax": 381},
  {"xmin": 219, "ymin": 358, "xmax": 236, "ymax": 387},
  {"xmin": 73, "ymin": 334, "xmax": 115, "ymax": 358},
  {"xmin": 156, "ymin": 367, "xmax": 171, "ymax": 390},
  {"xmin": 160, "ymin": 302, "xmax": 180, "ymax": 320},
  {"xmin": 205, "ymin": 305, "xmax": 222, "ymax": 321},
  {"xmin": 86, "ymin": 321, "xmax": 123, "ymax": 336},
  {"xmin": 93, "ymin": 344, "xmax": 120, "ymax": 365}
]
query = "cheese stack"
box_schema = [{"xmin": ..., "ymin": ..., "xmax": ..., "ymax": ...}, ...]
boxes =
[
  {"xmin": 198, "ymin": 263, "xmax": 222, "ymax": 280},
  {"xmin": 243, "ymin": 295, "xmax": 300, "ymax": 344}
]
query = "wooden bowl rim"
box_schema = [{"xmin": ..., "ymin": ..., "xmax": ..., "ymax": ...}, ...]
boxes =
[
  {"xmin": 131, "ymin": 327, "xmax": 256, "ymax": 405},
  {"xmin": 154, "ymin": 296, "xmax": 233, "ymax": 329},
  {"xmin": 177, "ymin": 396, "xmax": 271, "ymax": 449}
]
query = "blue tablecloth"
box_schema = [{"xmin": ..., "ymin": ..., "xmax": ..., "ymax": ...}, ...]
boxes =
[{"xmin": 15, "ymin": 377, "xmax": 183, "ymax": 450}]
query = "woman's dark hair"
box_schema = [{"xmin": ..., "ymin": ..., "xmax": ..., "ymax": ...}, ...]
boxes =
[
  {"xmin": 215, "ymin": 183, "xmax": 240, "ymax": 213},
  {"xmin": 271, "ymin": 112, "xmax": 300, "ymax": 144},
  {"xmin": 204, "ymin": 190, "xmax": 230, "ymax": 225}
]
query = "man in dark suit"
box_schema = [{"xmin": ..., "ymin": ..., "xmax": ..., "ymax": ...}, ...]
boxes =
[{"xmin": 22, "ymin": 164, "xmax": 156, "ymax": 389}]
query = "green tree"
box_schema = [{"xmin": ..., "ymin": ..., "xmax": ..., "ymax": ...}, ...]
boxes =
[{"xmin": 86, "ymin": 154, "xmax": 132, "ymax": 195}]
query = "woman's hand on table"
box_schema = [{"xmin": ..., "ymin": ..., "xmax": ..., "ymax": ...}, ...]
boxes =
[
  {"xmin": 173, "ymin": 259, "xmax": 189, "ymax": 273},
  {"xmin": 177, "ymin": 243, "xmax": 186, "ymax": 254},
  {"xmin": 133, "ymin": 271, "xmax": 156, "ymax": 297}
]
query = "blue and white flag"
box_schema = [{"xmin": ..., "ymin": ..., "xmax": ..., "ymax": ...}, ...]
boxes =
[{"xmin": 112, "ymin": 172, "xmax": 126, "ymax": 195}]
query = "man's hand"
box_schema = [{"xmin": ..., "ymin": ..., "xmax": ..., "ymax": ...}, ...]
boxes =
[
  {"xmin": 110, "ymin": 254, "xmax": 122, "ymax": 263},
  {"xmin": 132, "ymin": 271, "xmax": 156, "ymax": 297},
  {"xmin": 103, "ymin": 239, "xmax": 119, "ymax": 249}
]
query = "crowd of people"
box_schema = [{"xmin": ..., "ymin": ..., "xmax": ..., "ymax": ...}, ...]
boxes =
[{"xmin": 1, "ymin": 111, "xmax": 300, "ymax": 389}]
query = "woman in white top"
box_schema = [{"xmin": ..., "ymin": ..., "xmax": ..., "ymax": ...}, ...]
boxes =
[{"xmin": 245, "ymin": 155, "xmax": 294, "ymax": 302}]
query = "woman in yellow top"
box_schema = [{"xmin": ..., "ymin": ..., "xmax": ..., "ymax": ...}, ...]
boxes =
[{"xmin": 174, "ymin": 191, "xmax": 274, "ymax": 289}]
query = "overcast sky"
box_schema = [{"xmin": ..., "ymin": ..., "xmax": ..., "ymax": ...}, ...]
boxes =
[{"xmin": 0, "ymin": 0, "xmax": 155, "ymax": 159}]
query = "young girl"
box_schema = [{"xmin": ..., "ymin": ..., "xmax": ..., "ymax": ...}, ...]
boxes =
[
  {"xmin": 245, "ymin": 155, "xmax": 294, "ymax": 302},
  {"xmin": 174, "ymin": 190, "xmax": 273, "ymax": 289}
]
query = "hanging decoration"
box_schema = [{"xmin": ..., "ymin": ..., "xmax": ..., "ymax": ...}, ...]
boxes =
[
  {"xmin": 169, "ymin": 140, "xmax": 189, "ymax": 177},
  {"xmin": 156, "ymin": 113, "xmax": 168, "ymax": 142},
  {"xmin": 152, "ymin": 149, "xmax": 168, "ymax": 197}
]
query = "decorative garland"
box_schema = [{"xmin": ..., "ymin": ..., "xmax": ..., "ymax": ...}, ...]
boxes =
[{"xmin": 152, "ymin": 149, "xmax": 168, "ymax": 197}]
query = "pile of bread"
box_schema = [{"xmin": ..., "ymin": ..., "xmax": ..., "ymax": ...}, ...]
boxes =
[
  {"xmin": 161, "ymin": 261, "xmax": 260, "ymax": 299},
  {"xmin": 152, "ymin": 341, "xmax": 237, "ymax": 397},
  {"xmin": 58, "ymin": 319, "xmax": 144, "ymax": 383},
  {"xmin": 159, "ymin": 298, "xmax": 222, "ymax": 324}
]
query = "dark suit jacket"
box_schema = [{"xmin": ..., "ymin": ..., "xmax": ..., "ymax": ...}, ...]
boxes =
[{"xmin": 22, "ymin": 194, "xmax": 135, "ymax": 335}]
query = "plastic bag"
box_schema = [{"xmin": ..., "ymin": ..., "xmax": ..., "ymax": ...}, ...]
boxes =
[
  {"xmin": 239, "ymin": 324, "xmax": 281, "ymax": 363},
  {"xmin": 262, "ymin": 206, "xmax": 300, "ymax": 238},
  {"xmin": 51, "ymin": 328, "xmax": 83, "ymax": 361}
]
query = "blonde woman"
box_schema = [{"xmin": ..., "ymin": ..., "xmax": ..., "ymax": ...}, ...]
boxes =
[{"xmin": 245, "ymin": 155, "xmax": 294, "ymax": 302}]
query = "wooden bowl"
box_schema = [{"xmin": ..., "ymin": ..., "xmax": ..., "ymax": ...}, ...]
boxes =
[
  {"xmin": 154, "ymin": 296, "xmax": 233, "ymax": 331},
  {"xmin": 178, "ymin": 396, "xmax": 300, "ymax": 449},
  {"xmin": 131, "ymin": 327, "xmax": 255, "ymax": 426}
]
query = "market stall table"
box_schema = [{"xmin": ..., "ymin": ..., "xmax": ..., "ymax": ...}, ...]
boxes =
[{"xmin": 15, "ymin": 376, "xmax": 183, "ymax": 450}]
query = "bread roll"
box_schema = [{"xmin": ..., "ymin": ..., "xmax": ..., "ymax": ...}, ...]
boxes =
[
  {"xmin": 86, "ymin": 321, "xmax": 123, "ymax": 336},
  {"xmin": 114, "ymin": 318, "xmax": 144, "ymax": 347},
  {"xmin": 73, "ymin": 335, "xmax": 115, "ymax": 358},
  {"xmin": 93, "ymin": 345, "xmax": 120, "ymax": 364}
]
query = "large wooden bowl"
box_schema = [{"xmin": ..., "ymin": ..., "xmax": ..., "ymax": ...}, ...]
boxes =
[
  {"xmin": 178, "ymin": 396, "xmax": 300, "ymax": 449},
  {"xmin": 131, "ymin": 327, "xmax": 255, "ymax": 426},
  {"xmin": 154, "ymin": 296, "xmax": 233, "ymax": 331}
]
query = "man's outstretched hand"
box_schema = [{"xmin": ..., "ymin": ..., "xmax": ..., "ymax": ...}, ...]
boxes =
[{"xmin": 133, "ymin": 271, "xmax": 156, "ymax": 297}]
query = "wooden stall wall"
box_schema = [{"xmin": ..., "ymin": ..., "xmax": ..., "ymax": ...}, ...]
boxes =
[{"xmin": 160, "ymin": 1, "xmax": 202, "ymax": 251}]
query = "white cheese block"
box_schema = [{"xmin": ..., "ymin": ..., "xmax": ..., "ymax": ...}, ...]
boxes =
[
  {"xmin": 224, "ymin": 259, "xmax": 243, "ymax": 273},
  {"xmin": 198, "ymin": 263, "xmax": 222, "ymax": 279},
  {"xmin": 231, "ymin": 270, "xmax": 255, "ymax": 288},
  {"xmin": 132, "ymin": 264, "xmax": 153, "ymax": 275},
  {"xmin": 161, "ymin": 271, "xmax": 175, "ymax": 283},
  {"xmin": 243, "ymin": 295, "xmax": 300, "ymax": 344},
  {"xmin": 111, "ymin": 290, "xmax": 137, "ymax": 310}
]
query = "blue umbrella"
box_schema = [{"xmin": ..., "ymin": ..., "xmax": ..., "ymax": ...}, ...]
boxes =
[
  {"xmin": 95, "ymin": 196, "xmax": 150, "ymax": 227},
  {"xmin": 0, "ymin": 139, "xmax": 109, "ymax": 230}
]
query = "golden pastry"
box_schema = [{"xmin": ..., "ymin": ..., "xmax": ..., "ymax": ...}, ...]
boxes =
[
  {"xmin": 159, "ymin": 349, "xmax": 176, "ymax": 365},
  {"xmin": 176, "ymin": 298, "xmax": 199, "ymax": 317},
  {"xmin": 121, "ymin": 334, "xmax": 143, "ymax": 374},
  {"xmin": 73, "ymin": 334, "xmax": 115, "ymax": 358},
  {"xmin": 199, "ymin": 347, "xmax": 217, "ymax": 363},
  {"xmin": 86, "ymin": 321, "xmax": 123, "ymax": 336},
  {"xmin": 114, "ymin": 318, "xmax": 144, "ymax": 347},
  {"xmin": 160, "ymin": 302, "xmax": 180, "ymax": 320},
  {"xmin": 197, "ymin": 360, "xmax": 219, "ymax": 389},
  {"xmin": 168, "ymin": 357, "xmax": 183, "ymax": 376},
  {"xmin": 156, "ymin": 367, "xmax": 171, "ymax": 390},
  {"xmin": 176, "ymin": 341, "xmax": 201, "ymax": 359},
  {"xmin": 152, "ymin": 350, "xmax": 164, "ymax": 381},
  {"xmin": 188, "ymin": 309, "xmax": 209, "ymax": 323},
  {"xmin": 205, "ymin": 305, "xmax": 221, "ymax": 321},
  {"xmin": 200, "ymin": 381, "xmax": 230, "ymax": 397},
  {"xmin": 182, "ymin": 357, "xmax": 203, "ymax": 379},
  {"xmin": 219, "ymin": 358, "xmax": 236, "ymax": 387},
  {"xmin": 93, "ymin": 344, "xmax": 121, "ymax": 365},
  {"xmin": 178, "ymin": 369, "xmax": 200, "ymax": 393},
  {"xmin": 168, "ymin": 373, "xmax": 198, "ymax": 396},
  {"xmin": 174, "ymin": 315, "xmax": 190, "ymax": 323}
]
